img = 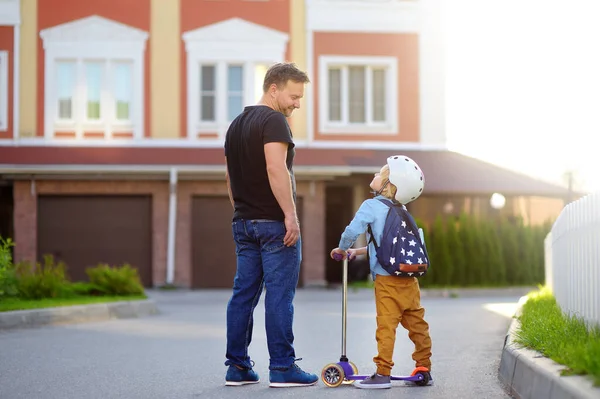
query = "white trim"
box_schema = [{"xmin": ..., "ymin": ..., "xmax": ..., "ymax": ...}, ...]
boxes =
[
  {"xmin": 0, "ymin": 137, "xmax": 448, "ymax": 151},
  {"xmin": 318, "ymin": 55, "xmax": 398, "ymax": 135},
  {"xmin": 0, "ymin": 51, "xmax": 8, "ymax": 131},
  {"xmin": 13, "ymin": 24, "xmax": 19, "ymax": 139},
  {"xmin": 183, "ymin": 18, "xmax": 289, "ymax": 140},
  {"xmin": 0, "ymin": 163, "xmax": 355, "ymax": 177},
  {"xmin": 293, "ymin": 139, "xmax": 448, "ymax": 151},
  {"xmin": 306, "ymin": 0, "xmax": 420, "ymax": 33},
  {"xmin": 40, "ymin": 15, "xmax": 148, "ymax": 140},
  {"xmin": 306, "ymin": 30, "xmax": 314, "ymax": 144},
  {"xmin": 418, "ymin": 0, "xmax": 446, "ymax": 146},
  {"xmin": 0, "ymin": 0, "xmax": 20, "ymax": 25}
]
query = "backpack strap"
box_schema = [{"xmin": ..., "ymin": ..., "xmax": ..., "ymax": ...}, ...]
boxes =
[
  {"xmin": 367, "ymin": 224, "xmax": 378, "ymax": 250},
  {"xmin": 366, "ymin": 199, "xmax": 398, "ymax": 251}
]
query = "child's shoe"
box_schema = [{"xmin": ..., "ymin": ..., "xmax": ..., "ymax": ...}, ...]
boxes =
[
  {"xmin": 225, "ymin": 364, "xmax": 260, "ymax": 386},
  {"xmin": 354, "ymin": 373, "xmax": 392, "ymax": 389},
  {"xmin": 269, "ymin": 362, "xmax": 318, "ymax": 387}
]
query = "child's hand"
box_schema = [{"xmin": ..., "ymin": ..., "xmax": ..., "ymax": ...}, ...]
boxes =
[
  {"xmin": 330, "ymin": 248, "xmax": 347, "ymax": 260},
  {"xmin": 347, "ymin": 248, "xmax": 359, "ymax": 261}
]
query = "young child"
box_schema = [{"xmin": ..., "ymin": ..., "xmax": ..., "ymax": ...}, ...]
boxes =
[{"xmin": 330, "ymin": 155, "xmax": 433, "ymax": 389}]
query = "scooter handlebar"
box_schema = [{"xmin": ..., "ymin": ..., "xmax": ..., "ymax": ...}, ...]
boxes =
[{"xmin": 333, "ymin": 252, "xmax": 355, "ymax": 262}]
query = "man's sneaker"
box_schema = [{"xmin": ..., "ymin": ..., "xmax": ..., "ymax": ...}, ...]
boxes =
[
  {"xmin": 405, "ymin": 367, "xmax": 434, "ymax": 386},
  {"xmin": 269, "ymin": 363, "xmax": 318, "ymax": 387},
  {"xmin": 354, "ymin": 373, "xmax": 392, "ymax": 389},
  {"xmin": 225, "ymin": 364, "xmax": 260, "ymax": 386}
]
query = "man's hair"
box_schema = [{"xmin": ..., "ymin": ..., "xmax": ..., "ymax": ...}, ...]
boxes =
[
  {"xmin": 379, "ymin": 164, "xmax": 398, "ymax": 201},
  {"xmin": 263, "ymin": 62, "xmax": 310, "ymax": 92}
]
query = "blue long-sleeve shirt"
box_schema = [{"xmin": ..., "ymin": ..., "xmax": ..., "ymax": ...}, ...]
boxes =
[{"xmin": 338, "ymin": 195, "xmax": 403, "ymax": 279}]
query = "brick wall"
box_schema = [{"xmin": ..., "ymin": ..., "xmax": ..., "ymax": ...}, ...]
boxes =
[{"xmin": 13, "ymin": 178, "xmax": 328, "ymax": 288}]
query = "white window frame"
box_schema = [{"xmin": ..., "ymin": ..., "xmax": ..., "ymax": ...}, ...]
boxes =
[
  {"xmin": 40, "ymin": 16, "xmax": 148, "ymax": 140},
  {"xmin": 319, "ymin": 55, "xmax": 398, "ymax": 135},
  {"xmin": 0, "ymin": 51, "xmax": 8, "ymax": 132},
  {"xmin": 183, "ymin": 18, "xmax": 289, "ymax": 141}
]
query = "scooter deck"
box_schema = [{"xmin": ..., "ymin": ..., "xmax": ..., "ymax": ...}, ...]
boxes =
[{"xmin": 337, "ymin": 361, "xmax": 426, "ymax": 382}]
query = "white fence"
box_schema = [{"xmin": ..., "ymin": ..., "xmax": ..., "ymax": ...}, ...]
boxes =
[{"xmin": 545, "ymin": 191, "xmax": 600, "ymax": 328}]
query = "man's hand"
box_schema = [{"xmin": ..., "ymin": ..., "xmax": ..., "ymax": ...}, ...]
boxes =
[{"xmin": 284, "ymin": 214, "xmax": 300, "ymax": 247}]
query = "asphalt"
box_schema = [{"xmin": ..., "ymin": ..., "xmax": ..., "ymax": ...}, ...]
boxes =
[
  {"xmin": 1, "ymin": 286, "xmax": 598, "ymax": 398},
  {"xmin": 0, "ymin": 287, "xmax": 517, "ymax": 399}
]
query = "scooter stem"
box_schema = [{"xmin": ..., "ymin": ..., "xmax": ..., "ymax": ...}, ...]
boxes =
[{"xmin": 341, "ymin": 257, "xmax": 348, "ymax": 361}]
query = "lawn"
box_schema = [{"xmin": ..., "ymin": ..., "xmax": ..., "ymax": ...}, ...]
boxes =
[
  {"xmin": 515, "ymin": 287, "xmax": 600, "ymax": 386},
  {"xmin": 0, "ymin": 295, "xmax": 147, "ymax": 312}
]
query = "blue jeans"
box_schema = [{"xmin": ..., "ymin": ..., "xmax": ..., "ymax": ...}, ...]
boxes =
[{"xmin": 225, "ymin": 219, "xmax": 302, "ymax": 370}]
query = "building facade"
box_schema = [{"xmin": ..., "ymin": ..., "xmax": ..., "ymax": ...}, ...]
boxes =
[{"xmin": 0, "ymin": 0, "xmax": 569, "ymax": 288}]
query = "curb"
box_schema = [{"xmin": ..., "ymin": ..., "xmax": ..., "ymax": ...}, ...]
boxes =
[
  {"xmin": 0, "ymin": 299, "xmax": 160, "ymax": 330},
  {"xmin": 499, "ymin": 297, "xmax": 600, "ymax": 399}
]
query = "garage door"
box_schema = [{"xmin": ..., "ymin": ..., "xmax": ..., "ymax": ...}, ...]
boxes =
[
  {"xmin": 37, "ymin": 195, "xmax": 152, "ymax": 287},
  {"xmin": 192, "ymin": 196, "xmax": 304, "ymax": 289}
]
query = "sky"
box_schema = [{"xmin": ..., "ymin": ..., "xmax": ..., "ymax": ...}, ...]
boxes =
[{"xmin": 444, "ymin": 0, "xmax": 600, "ymax": 193}]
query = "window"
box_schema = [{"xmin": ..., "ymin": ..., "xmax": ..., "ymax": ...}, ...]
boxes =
[
  {"xmin": 40, "ymin": 16, "xmax": 148, "ymax": 140},
  {"xmin": 53, "ymin": 60, "xmax": 134, "ymax": 133},
  {"xmin": 183, "ymin": 18, "xmax": 289, "ymax": 140},
  {"xmin": 194, "ymin": 62, "xmax": 269, "ymax": 131},
  {"xmin": 0, "ymin": 51, "xmax": 7, "ymax": 131},
  {"xmin": 319, "ymin": 56, "xmax": 398, "ymax": 134}
]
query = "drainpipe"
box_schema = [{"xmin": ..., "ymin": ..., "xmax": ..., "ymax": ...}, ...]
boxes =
[
  {"xmin": 166, "ymin": 167, "xmax": 178, "ymax": 285},
  {"xmin": 13, "ymin": 23, "xmax": 20, "ymax": 140}
]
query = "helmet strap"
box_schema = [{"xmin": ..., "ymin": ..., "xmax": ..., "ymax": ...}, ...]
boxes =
[{"xmin": 375, "ymin": 179, "xmax": 389, "ymax": 196}]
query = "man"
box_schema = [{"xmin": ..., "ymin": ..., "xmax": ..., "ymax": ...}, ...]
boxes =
[{"xmin": 223, "ymin": 63, "xmax": 317, "ymax": 388}]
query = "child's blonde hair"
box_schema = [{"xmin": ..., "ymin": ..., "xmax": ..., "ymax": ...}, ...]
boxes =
[{"xmin": 379, "ymin": 164, "xmax": 398, "ymax": 201}]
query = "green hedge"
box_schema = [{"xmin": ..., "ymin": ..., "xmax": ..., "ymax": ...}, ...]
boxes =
[
  {"xmin": 417, "ymin": 214, "xmax": 552, "ymax": 288},
  {"xmin": 0, "ymin": 237, "xmax": 145, "ymax": 300}
]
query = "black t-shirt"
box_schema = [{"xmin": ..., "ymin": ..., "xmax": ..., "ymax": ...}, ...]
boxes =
[{"xmin": 224, "ymin": 105, "xmax": 296, "ymax": 221}]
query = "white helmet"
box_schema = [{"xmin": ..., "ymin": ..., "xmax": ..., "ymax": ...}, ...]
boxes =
[{"xmin": 386, "ymin": 155, "xmax": 424, "ymax": 204}]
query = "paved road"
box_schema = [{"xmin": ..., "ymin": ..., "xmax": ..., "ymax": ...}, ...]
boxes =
[{"xmin": 0, "ymin": 288, "xmax": 519, "ymax": 399}]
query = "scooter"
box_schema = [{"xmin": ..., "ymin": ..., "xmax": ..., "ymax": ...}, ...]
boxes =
[{"xmin": 320, "ymin": 253, "xmax": 431, "ymax": 388}]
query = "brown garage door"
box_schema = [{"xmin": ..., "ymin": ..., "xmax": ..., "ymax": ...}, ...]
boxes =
[
  {"xmin": 192, "ymin": 196, "xmax": 304, "ymax": 289},
  {"xmin": 37, "ymin": 195, "xmax": 152, "ymax": 287}
]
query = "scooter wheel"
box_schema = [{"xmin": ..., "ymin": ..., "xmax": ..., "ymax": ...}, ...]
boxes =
[
  {"xmin": 415, "ymin": 371, "xmax": 430, "ymax": 386},
  {"xmin": 342, "ymin": 362, "xmax": 359, "ymax": 384},
  {"xmin": 321, "ymin": 363, "xmax": 345, "ymax": 388}
]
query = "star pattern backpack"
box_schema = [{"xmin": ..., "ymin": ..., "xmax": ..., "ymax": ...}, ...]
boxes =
[{"xmin": 367, "ymin": 199, "xmax": 430, "ymax": 278}]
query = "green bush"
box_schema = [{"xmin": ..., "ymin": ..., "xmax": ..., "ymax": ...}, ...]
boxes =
[
  {"xmin": 415, "ymin": 212, "xmax": 551, "ymax": 288},
  {"xmin": 0, "ymin": 237, "xmax": 18, "ymax": 298},
  {"xmin": 15, "ymin": 255, "xmax": 72, "ymax": 300},
  {"xmin": 66, "ymin": 282, "xmax": 106, "ymax": 297},
  {"xmin": 86, "ymin": 263, "xmax": 144, "ymax": 296}
]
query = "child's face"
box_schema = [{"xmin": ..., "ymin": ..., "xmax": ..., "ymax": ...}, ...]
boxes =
[{"xmin": 370, "ymin": 166, "xmax": 386, "ymax": 192}]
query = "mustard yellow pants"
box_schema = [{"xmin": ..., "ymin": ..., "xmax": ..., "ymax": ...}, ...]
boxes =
[{"xmin": 373, "ymin": 275, "xmax": 432, "ymax": 376}]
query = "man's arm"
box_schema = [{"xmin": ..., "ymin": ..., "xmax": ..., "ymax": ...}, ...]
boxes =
[
  {"xmin": 264, "ymin": 142, "xmax": 299, "ymax": 246},
  {"xmin": 224, "ymin": 158, "xmax": 234, "ymax": 209}
]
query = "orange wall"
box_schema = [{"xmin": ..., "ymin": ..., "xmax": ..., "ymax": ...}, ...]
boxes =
[
  {"xmin": 0, "ymin": 26, "xmax": 13, "ymax": 139},
  {"xmin": 313, "ymin": 32, "xmax": 420, "ymax": 143},
  {"xmin": 179, "ymin": 0, "xmax": 290, "ymax": 137},
  {"xmin": 36, "ymin": 0, "xmax": 151, "ymax": 137}
]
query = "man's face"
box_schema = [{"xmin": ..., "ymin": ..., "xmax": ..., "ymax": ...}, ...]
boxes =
[{"xmin": 273, "ymin": 80, "xmax": 305, "ymax": 117}]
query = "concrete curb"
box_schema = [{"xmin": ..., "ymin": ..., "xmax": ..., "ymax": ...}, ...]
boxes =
[
  {"xmin": 0, "ymin": 299, "xmax": 160, "ymax": 330},
  {"xmin": 499, "ymin": 297, "xmax": 600, "ymax": 399}
]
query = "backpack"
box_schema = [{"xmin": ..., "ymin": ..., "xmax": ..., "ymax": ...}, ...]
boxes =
[{"xmin": 367, "ymin": 199, "xmax": 430, "ymax": 278}]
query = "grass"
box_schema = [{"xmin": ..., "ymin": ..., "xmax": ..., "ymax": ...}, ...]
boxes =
[
  {"xmin": 514, "ymin": 287, "xmax": 600, "ymax": 386},
  {"xmin": 0, "ymin": 295, "xmax": 147, "ymax": 312}
]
